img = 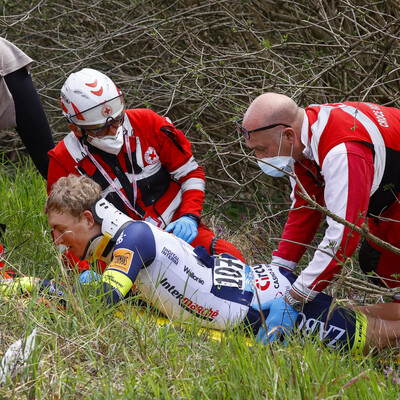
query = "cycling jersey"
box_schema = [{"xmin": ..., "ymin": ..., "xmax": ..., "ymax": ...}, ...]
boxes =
[{"xmin": 88, "ymin": 220, "xmax": 366, "ymax": 353}]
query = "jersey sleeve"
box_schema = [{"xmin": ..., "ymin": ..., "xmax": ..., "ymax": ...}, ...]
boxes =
[
  {"xmin": 101, "ymin": 221, "xmax": 156, "ymax": 302},
  {"xmin": 291, "ymin": 141, "xmax": 374, "ymax": 300},
  {"xmin": 272, "ymin": 159, "xmax": 325, "ymax": 269}
]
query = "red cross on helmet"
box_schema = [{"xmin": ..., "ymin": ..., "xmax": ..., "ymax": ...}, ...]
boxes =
[{"xmin": 60, "ymin": 68, "xmax": 124, "ymax": 127}]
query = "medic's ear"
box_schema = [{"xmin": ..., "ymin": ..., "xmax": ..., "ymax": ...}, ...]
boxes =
[{"xmin": 283, "ymin": 127, "xmax": 296, "ymax": 144}]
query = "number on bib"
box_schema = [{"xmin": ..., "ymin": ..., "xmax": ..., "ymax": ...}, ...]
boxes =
[{"xmin": 213, "ymin": 258, "xmax": 245, "ymax": 290}]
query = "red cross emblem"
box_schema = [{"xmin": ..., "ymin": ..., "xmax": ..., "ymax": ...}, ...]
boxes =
[
  {"xmin": 144, "ymin": 147, "xmax": 159, "ymax": 165},
  {"xmin": 101, "ymin": 104, "xmax": 113, "ymax": 117}
]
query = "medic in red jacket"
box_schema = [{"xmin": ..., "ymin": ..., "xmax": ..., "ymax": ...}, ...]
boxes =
[
  {"xmin": 47, "ymin": 68, "xmax": 245, "ymax": 268},
  {"xmin": 237, "ymin": 93, "xmax": 400, "ymax": 343}
]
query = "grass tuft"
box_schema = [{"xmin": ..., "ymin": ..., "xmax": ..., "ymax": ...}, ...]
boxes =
[{"xmin": 0, "ymin": 158, "xmax": 398, "ymax": 399}]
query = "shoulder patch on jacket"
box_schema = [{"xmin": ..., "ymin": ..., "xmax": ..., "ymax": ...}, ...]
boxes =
[{"xmin": 144, "ymin": 147, "xmax": 159, "ymax": 165}]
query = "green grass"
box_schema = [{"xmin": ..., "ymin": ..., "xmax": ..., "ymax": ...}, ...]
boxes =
[{"xmin": 0, "ymin": 159, "xmax": 399, "ymax": 399}]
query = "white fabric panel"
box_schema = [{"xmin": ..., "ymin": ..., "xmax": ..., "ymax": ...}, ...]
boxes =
[
  {"xmin": 64, "ymin": 132, "xmax": 86, "ymax": 163},
  {"xmin": 181, "ymin": 177, "xmax": 205, "ymax": 193},
  {"xmin": 294, "ymin": 144, "xmax": 349, "ymax": 298},
  {"xmin": 340, "ymin": 105, "xmax": 385, "ymax": 196},
  {"xmin": 171, "ymin": 156, "xmax": 199, "ymax": 180}
]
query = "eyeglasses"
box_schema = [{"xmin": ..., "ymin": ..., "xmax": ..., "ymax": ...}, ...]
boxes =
[
  {"xmin": 235, "ymin": 119, "xmax": 290, "ymax": 139},
  {"xmin": 83, "ymin": 113, "xmax": 125, "ymax": 138}
]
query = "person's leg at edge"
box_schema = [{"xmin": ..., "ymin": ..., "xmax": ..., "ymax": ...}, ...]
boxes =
[
  {"xmin": 363, "ymin": 313, "xmax": 400, "ymax": 352},
  {"xmin": 353, "ymin": 303, "xmax": 400, "ymax": 353}
]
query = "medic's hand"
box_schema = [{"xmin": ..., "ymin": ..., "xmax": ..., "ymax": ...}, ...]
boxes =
[
  {"xmin": 165, "ymin": 216, "xmax": 198, "ymax": 244},
  {"xmin": 79, "ymin": 270, "xmax": 101, "ymax": 284},
  {"xmin": 0, "ymin": 277, "xmax": 35, "ymax": 297},
  {"xmin": 254, "ymin": 296, "xmax": 299, "ymax": 344}
]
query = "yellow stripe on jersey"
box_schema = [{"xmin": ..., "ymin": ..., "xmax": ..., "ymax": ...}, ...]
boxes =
[
  {"xmin": 102, "ymin": 269, "xmax": 133, "ymax": 297},
  {"xmin": 351, "ymin": 311, "xmax": 368, "ymax": 355}
]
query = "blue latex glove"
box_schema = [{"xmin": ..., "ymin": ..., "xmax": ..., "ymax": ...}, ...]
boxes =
[
  {"xmin": 165, "ymin": 216, "xmax": 198, "ymax": 244},
  {"xmin": 79, "ymin": 270, "xmax": 101, "ymax": 284},
  {"xmin": 254, "ymin": 296, "xmax": 299, "ymax": 344}
]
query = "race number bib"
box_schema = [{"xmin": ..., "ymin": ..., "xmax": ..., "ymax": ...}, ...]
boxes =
[{"xmin": 213, "ymin": 258, "xmax": 246, "ymax": 290}]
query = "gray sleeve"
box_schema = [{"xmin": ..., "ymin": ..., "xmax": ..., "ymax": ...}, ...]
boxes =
[{"xmin": 0, "ymin": 37, "xmax": 33, "ymax": 77}]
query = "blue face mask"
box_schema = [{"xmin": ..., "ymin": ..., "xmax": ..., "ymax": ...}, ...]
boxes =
[
  {"xmin": 257, "ymin": 156, "xmax": 294, "ymax": 177},
  {"xmin": 257, "ymin": 129, "xmax": 294, "ymax": 177}
]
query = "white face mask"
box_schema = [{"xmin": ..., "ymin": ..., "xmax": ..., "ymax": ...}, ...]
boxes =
[
  {"xmin": 88, "ymin": 127, "xmax": 124, "ymax": 155},
  {"xmin": 257, "ymin": 130, "xmax": 294, "ymax": 177},
  {"xmin": 257, "ymin": 156, "xmax": 294, "ymax": 177}
]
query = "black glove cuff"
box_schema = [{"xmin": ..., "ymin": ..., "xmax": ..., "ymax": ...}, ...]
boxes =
[{"xmin": 181, "ymin": 213, "xmax": 200, "ymax": 225}]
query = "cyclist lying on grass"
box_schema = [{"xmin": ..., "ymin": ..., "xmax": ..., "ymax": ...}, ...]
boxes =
[{"xmin": 4, "ymin": 174, "xmax": 400, "ymax": 354}]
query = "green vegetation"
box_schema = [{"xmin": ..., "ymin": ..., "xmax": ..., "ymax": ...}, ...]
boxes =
[
  {"xmin": 2, "ymin": 0, "xmax": 400, "ymax": 212},
  {"xmin": 1, "ymin": 1, "xmax": 400, "ymax": 397},
  {"xmin": 0, "ymin": 160, "xmax": 398, "ymax": 399}
]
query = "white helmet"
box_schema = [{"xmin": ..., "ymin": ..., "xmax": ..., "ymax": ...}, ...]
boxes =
[{"xmin": 60, "ymin": 68, "xmax": 124, "ymax": 127}]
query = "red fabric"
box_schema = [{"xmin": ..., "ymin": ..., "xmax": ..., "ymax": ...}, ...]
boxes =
[
  {"xmin": 47, "ymin": 108, "xmax": 245, "ymax": 264},
  {"xmin": 274, "ymin": 101, "xmax": 400, "ymax": 298},
  {"xmin": 0, "ymin": 243, "xmax": 3, "ymax": 269},
  {"xmin": 191, "ymin": 223, "xmax": 246, "ymax": 263},
  {"xmin": 47, "ymin": 109, "xmax": 205, "ymax": 222},
  {"xmin": 311, "ymin": 142, "xmax": 374, "ymax": 292},
  {"xmin": 274, "ymin": 159, "xmax": 325, "ymax": 263},
  {"xmin": 63, "ymin": 250, "xmax": 108, "ymax": 274},
  {"xmin": 306, "ymin": 102, "xmax": 400, "ymax": 165},
  {"xmin": 367, "ymin": 196, "xmax": 400, "ymax": 288},
  {"xmin": 276, "ymin": 143, "xmax": 374, "ymax": 295}
]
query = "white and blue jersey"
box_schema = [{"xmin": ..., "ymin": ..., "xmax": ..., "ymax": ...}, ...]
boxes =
[{"xmin": 99, "ymin": 221, "xmax": 364, "ymax": 352}]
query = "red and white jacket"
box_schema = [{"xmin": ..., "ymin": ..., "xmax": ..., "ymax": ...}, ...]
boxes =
[
  {"xmin": 272, "ymin": 102, "xmax": 400, "ymax": 300},
  {"xmin": 47, "ymin": 109, "xmax": 206, "ymax": 227}
]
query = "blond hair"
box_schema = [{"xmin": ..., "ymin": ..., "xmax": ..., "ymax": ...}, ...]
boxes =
[{"xmin": 44, "ymin": 174, "xmax": 102, "ymax": 218}]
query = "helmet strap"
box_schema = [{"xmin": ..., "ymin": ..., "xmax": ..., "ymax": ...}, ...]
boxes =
[{"xmin": 80, "ymin": 129, "xmax": 89, "ymax": 144}]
